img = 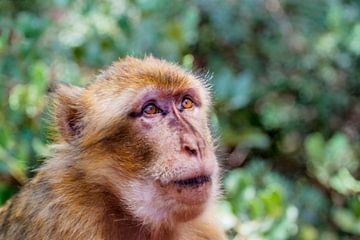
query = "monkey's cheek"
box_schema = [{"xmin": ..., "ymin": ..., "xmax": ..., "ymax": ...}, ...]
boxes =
[{"xmin": 167, "ymin": 182, "xmax": 212, "ymax": 206}]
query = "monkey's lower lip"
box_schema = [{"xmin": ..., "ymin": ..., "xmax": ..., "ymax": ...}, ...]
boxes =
[
  {"xmin": 160, "ymin": 174, "xmax": 213, "ymax": 205},
  {"xmin": 172, "ymin": 175, "xmax": 211, "ymax": 187}
]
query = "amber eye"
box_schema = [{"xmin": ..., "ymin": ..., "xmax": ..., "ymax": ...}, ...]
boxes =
[
  {"xmin": 143, "ymin": 103, "xmax": 160, "ymax": 115},
  {"xmin": 181, "ymin": 97, "xmax": 193, "ymax": 109}
]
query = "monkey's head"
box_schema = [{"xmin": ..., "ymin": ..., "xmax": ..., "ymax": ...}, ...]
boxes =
[{"xmin": 53, "ymin": 56, "xmax": 220, "ymax": 228}]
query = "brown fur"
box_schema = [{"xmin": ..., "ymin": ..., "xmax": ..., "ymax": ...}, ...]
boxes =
[{"xmin": 0, "ymin": 56, "xmax": 226, "ymax": 240}]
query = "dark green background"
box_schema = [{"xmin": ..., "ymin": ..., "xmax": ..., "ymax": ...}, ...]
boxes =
[{"xmin": 0, "ymin": 0, "xmax": 359, "ymax": 239}]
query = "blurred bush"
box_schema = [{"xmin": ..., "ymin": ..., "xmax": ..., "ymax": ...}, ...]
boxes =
[{"xmin": 0, "ymin": 0, "xmax": 359, "ymax": 239}]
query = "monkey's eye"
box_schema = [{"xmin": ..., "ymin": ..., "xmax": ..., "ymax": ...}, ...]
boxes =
[
  {"xmin": 181, "ymin": 97, "xmax": 193, "ymax": 109},
  {"xmin": 142, "ymin": 103, "xmax": 162, "ymax": 115}
]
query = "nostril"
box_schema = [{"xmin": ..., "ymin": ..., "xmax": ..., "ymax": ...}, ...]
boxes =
[{"xmin": 184, "ymin": 146, "xmax": 198, "ymax": 156}]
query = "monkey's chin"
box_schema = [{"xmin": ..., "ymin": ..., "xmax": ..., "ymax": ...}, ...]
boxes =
[{"xmin": 164, "ymin": 175, "xmax": 213, "ymax": 206}]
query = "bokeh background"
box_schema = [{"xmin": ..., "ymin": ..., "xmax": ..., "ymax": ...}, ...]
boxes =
[{"xmin": 0, "ymin": 0, "xmax": 360, "ymax": 239}]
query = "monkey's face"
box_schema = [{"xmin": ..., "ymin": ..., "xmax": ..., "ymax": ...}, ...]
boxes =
[{"xmin": 118, "ymin": 85, "xmax": 219, "ymax": 225}]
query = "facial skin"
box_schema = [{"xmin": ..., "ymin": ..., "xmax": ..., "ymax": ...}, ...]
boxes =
[{"xmin": 126, "ymin": 87, "xmax": 218, "ymax": 224}]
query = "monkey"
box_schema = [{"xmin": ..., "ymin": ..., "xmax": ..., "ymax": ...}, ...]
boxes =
[{"xmin": 0, "ymin": 56, "xmax": 226, "ymax": 240}]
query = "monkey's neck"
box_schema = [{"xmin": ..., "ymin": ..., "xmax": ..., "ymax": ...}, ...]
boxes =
[{"xmin": 100, "ymin": 188, "xmax": 177, "ymax": 240}]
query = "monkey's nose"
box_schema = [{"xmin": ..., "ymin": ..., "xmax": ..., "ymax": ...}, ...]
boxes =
[
  {"xmin": 181, "ymin": 133, "xmax": 201, "ymax": 158},
  {"xmin": 184, "ymin": 145, "xmax": 198, "ymax": 157}
]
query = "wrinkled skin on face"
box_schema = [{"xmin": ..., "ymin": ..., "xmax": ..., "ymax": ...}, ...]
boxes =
[{"xmin": 126, "ymin": 87, "xmax": 219, "ymax": 224}]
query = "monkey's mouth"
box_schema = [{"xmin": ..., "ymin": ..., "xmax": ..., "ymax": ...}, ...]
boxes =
[
  {"xmin": 162, "ymin": 174, "xmax": 213, "ymax": 205},
  {"xmin": 173, "ymin": 175, "xmax": 211, "ymax": 187}
]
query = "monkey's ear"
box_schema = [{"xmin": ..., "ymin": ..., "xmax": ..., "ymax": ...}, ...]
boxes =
[{"xmin": 52, "ymin": 84, "xmax": 85, "ymax": 144}]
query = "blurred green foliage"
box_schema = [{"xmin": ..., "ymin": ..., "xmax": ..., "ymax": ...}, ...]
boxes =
[{"xmin": 0, "ymin": 0, "xmax": 359, "ymax": 239}]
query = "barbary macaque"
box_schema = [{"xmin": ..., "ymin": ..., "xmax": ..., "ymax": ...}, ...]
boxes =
[{"xmin": 0, "ymin": 56, "xmax": 226, "ymax": 240}]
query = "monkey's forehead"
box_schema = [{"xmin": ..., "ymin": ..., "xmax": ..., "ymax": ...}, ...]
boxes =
[{"xmin": 91, "ymin": 56, "xmax": 209, "ymax": 94}]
